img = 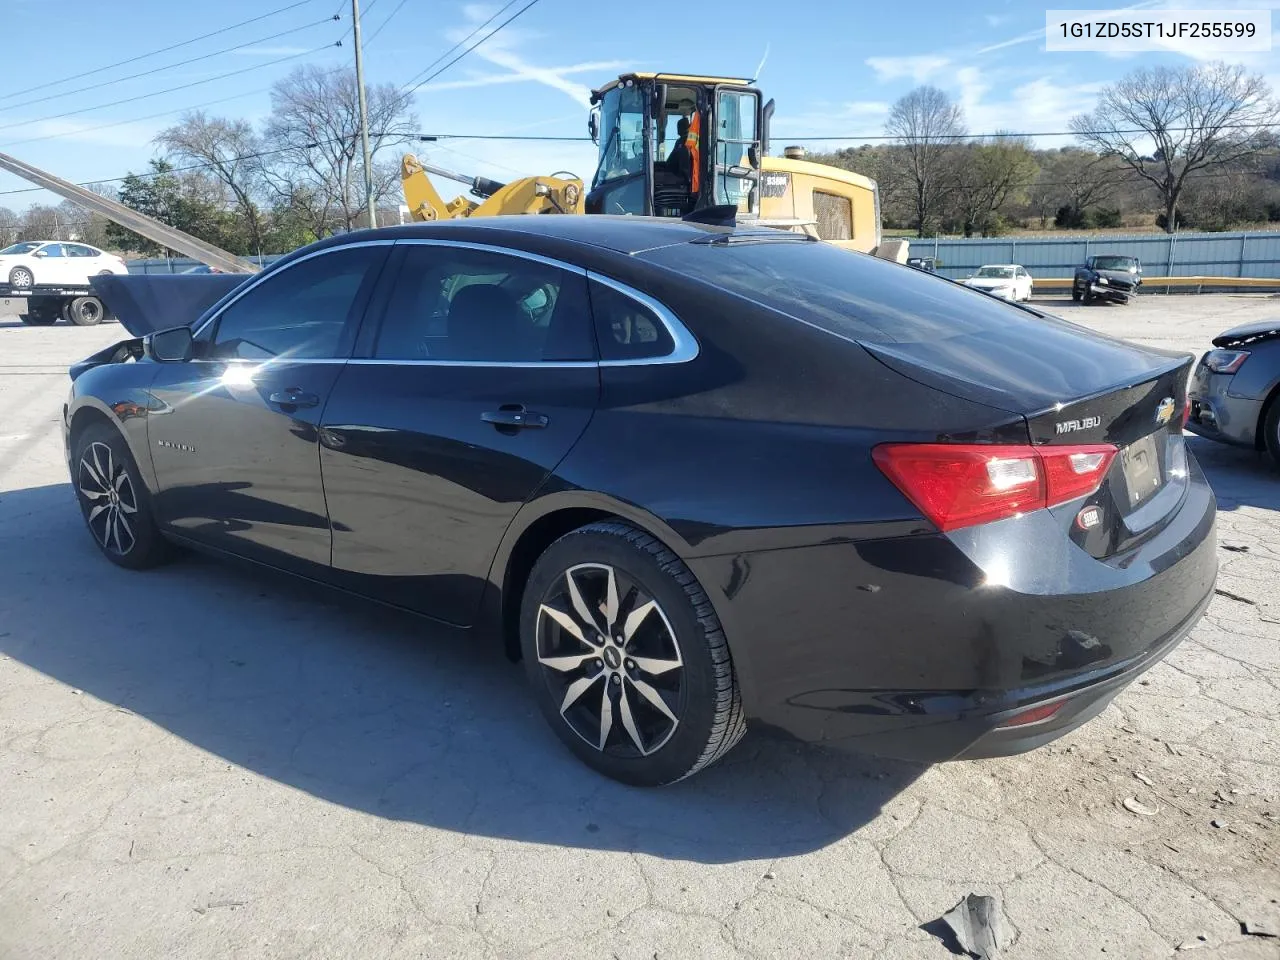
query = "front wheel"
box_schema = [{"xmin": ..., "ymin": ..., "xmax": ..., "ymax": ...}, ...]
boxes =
[
  {"xmin": 9, "ymin": 266, "xmax": 34, "ymax": 290},
  {"xmin": 1071, "ymin": 284, "xmax": 1082, "ymax": 302},
  {"xmin": 1262, "ymin": 395, "xmax": 1280, "ymax": 469},
  {"xmin": 72, "ymin": 422, "xmax": 171, "ymax": 569},
  {"xmin": 520, "ymin": 522, "xmax": 745, "ymax": 786}
]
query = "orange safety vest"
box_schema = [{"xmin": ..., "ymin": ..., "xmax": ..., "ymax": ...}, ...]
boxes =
[{"xmin": 686, "ymin": 112, "xmax": 702, "ymax": 195}]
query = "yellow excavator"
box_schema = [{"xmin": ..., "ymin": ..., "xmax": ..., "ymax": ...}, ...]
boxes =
[{"xmin": 401, "ymin": 72, "xmax": 905, "ymax": 260}]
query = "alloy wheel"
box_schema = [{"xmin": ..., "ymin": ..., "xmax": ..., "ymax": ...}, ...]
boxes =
[
  {"xmin": 535, "ymin": 562, "xmax": 684, "ymax": 757},
  {"xmin": 78, "ymin": 441, "xmax": 138, "ymax": 556}
]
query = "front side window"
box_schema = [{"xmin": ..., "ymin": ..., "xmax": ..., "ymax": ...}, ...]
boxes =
[
  {"xmin": 1, "ymin": 241, "xmax": 42, "ymax": 255},
  {"xmin": 210, "ymin": 247, "xmax": 381, "ymax": 361},
  {"xmin": 373, "ymin": 246, "xmax": 593, "ymax": 363},
  {"xmin": 39, "ymin": 244, "xmax": 66, "ymax": 258}
]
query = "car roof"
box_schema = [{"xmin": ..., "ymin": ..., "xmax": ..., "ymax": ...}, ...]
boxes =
[
  {"xmin": 325, "ymin": 215, "xmax": 740, "ymax": 257},
  {"xmin": 978, "ymin": 263, "xmax": 1021, "ymax": 268}
]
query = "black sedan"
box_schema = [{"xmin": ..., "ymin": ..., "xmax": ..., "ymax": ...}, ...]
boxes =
[{"xmin": 63, "ymin": 217, "xmax": 1218, "ymax": 786}]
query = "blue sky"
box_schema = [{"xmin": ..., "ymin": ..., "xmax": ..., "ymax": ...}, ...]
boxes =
[{"xmin": 2, "ymin": 0, "xmax": 1277, "ymax": 210}]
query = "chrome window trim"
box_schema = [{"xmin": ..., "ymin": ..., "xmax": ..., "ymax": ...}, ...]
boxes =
[
  {"xmin": 586, "ymin": 271, "xmax": 699, "ymax": 366},
  {"xmin": 190, "ymin": 239, "xmax": 397, "ymax": 341},
  {"xmin": 394, "ymin": 238, "xmax": 589, "ymax": 276},
  {"xmin": 191, "ymin": 236, "xmax": 700, "ymax": 369}
]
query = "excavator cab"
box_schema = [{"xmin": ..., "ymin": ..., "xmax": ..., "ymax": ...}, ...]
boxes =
[{"xmin": 586, "ymin": 73, "xmax": 766, "ymax": 221}]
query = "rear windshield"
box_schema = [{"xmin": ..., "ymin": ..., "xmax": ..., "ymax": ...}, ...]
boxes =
[{"xmin": 640, "ymin": 239, "xmax": 1042, "ymax": 345}]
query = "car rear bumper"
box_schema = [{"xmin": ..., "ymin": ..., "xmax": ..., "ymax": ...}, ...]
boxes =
[
  {"xmin": 1187, "ymin": 372, "xmax": 1262, "ymax": 448},
  {"xmin": 691, "ymin": 450, "xmax": 1217, "ymax": 763}
]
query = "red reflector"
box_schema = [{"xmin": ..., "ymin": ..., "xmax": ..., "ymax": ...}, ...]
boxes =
[
  {"xmin": 873, "ymin": 442, "xmax": 1117, "ymax": 532},
  {"xmin": 1180, "ymin": 398, "xmax": 1191, "ymax": 429},
  {"xmin": 997, "ymin": 701, "xmax": 1064, "ymax": 728}
]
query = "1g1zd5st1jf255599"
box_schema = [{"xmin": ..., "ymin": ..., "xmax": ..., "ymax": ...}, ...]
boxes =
[{"xmin": 62, "ymin": 215, "xmax": 1216, "ymax": 786}]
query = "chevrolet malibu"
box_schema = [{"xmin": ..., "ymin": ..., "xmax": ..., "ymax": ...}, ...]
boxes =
[{"xmin": 62, "ymin": 217, "xmax": 1218, "ymax": 786}]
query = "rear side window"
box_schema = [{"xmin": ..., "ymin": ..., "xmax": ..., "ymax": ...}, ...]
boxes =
[
  {"xmin": 589, "ymin": 281, "xmax": 674, "ymax": 361},
  {"xmin": 640, "ymin": 239, "xmax": 1042, "ymax": 345},
  {"xmin": 211, "ymin": 247, "xmax": 380, "ymax": 360},
  {"xmin": 373, "ymin": 245, "xmax": 594, "ymax": 362}
]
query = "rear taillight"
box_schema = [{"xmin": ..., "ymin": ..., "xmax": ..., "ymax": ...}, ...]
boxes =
[{"xmin": 873, "ymin": 442, "xmax": 1117, "ymax": 532}]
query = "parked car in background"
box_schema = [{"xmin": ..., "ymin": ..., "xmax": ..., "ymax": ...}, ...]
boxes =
[
  {"xmin": 64, "ymin": 217, "xmax": 1217, "ymax": 786},
  {"xmin": 1187, "ymin": 318, "xmax": 1280, "ymax": 466},
  {"xmin": 0, "ymin": 241, "xmax": 128, "ymax": 290},
  {"xmin": 962, "ymin": 264, "xmax": 1034, "ymax": 302},
  {"xmin": 1073, "ymin": 254, "xmax": 1142, "ymax": 304}
]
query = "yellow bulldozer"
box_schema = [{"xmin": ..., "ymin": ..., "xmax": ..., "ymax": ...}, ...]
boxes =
[{"xmin": 401, "ymin": 72, "xmax": 904, "ymax": 260}]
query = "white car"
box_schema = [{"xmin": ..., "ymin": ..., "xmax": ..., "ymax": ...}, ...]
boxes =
[
  {"xmin": 0, "ymin": 241, "xmax": 129, "ymax": 291},
  {"xmin": 962, "ymin": 264, "xmax": 1034, "ymax": 302}
]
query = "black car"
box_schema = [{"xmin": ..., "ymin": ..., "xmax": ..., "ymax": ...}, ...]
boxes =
[
  {"xmin": 63, "ymin": 217, "xmax": 1217, "ymax": 786},
  {"xmin": 1073, "ymin": 254, "xmax": 1143, "ymax": 304}
]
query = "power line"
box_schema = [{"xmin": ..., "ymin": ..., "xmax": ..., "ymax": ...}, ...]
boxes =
[
  {"xmin": 0, "ymin": 46, "xmax": 337, "ymax": 136},
  {"xmin": 0, "ymin": 0, "xmax": 328, "ymax": 103},
  {"xmin": 366, "ymin": 0, "xmax": 412, "ymax": 45},
  {"xmin": 415, "ymin": 121, "xmax": 1280, "ymax": 144},
  {"xmin": 401, "ymin": 0, "xmax": 531, "ymax": 96},
  {"xmin": 1, "ymin": 18, "xmax": 340, "ymax": 114}
]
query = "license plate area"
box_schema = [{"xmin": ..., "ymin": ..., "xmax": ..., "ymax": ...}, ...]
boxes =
[{"xmin": 1119, "ymin": 433, "xmax": 1163, "ymax": 510}]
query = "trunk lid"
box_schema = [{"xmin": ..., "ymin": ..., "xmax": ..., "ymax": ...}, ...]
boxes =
[
  {"xmin": 865, "ymin": 327, "xmax": 1194, "ymax": 558},
  {"xmin": 1211, "ymin": 318, "xmax": 1280, "ymax": 348}
]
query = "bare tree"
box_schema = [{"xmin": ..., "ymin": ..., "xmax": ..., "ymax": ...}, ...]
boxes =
[
  {"xmin": 0, "ymin": 207, "xmax": 18, "ymax": 247},
  {"xmin": 1071, "ymin": 62, "xmax": 1280, "ymax": 233},
  {"xmin": 157, "ymin": 111, "xmax": 268, "ymax": 254},
  {"xmin": 885, "ymin": 86, "xmax": 965, "ymax": 236},
  {"xmin": 948, "ymin": 135, "xmax": 1038, "ymax": 236},
  {"xmin": 264, "ymin": 65, "xmax": 418, "ymax": 232}
]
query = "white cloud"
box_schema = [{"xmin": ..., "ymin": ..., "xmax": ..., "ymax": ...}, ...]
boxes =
[
  {"xmin": 0, "ymin": 118, "xmax": 161, "ymax": 149},
  {"xmin": 436, "ymin": 8, "xmax": 633, "ymax": 109},
  {"xmin": 418, "ymin": 60, "xmax": 627, "ymax": 95},
  {"xmin": 865, "ymin": 55, "xmax": 951, "ymax": 84}
]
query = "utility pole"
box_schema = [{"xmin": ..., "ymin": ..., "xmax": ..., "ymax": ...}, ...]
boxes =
[{"xmin": 351, "ymin": 0, "xmax": 377, "ymax": 229}]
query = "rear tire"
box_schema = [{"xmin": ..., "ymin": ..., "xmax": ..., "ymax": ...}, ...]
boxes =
[
  {"xmin": 71, "ymin": 422, "xmax": 171, "ymax": 570},
  {"xmin": 68, "ymin": 296, "xmax": 105, "ymax": 326},
  {"xmin": 520, "ymin": 521, "xmax": 746, "ymax": 786}
]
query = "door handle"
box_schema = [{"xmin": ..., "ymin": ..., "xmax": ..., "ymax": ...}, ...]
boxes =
[
  {"xmin": 481, "ymin": 405, "xmax": 548, "ymax": 430},
  {"xmin": 269, "ymin": 388, "xmax": 320, "ymax": 409}
]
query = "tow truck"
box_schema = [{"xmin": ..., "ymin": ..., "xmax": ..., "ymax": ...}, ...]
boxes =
[{"xmin": 0, "ymin": 149, "xmax": 258, "ymax": 326}]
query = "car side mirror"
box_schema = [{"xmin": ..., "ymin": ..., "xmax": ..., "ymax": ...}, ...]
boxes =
[
  {"xmin": 588, "ymin": 109, "xmax": 599, "ymax": 144},
  {"xmin": 33, "ymin": 249, "xmax": 47, "ymax": 258},
  {"xmin": 148, "ymin": 326, "xmax": 194, "ymax": 363}
]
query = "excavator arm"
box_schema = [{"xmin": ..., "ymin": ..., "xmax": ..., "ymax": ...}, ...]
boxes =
[{"xmin": 400, "ymin": 153, "xmax": 584, "ymax": 221}]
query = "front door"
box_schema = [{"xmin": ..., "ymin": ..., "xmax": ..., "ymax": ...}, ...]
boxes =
[
  {"xmin": 147, "ymin": 244, "xmax": 389, "ymax": 570},
  {"xmin": 712, "ymin": 86, "xmax": 762, "ymax": 216},
  {"xmin": 34, "ymin": 243, "xmax": 72, "ymax": 285},
  {"xmin": 320, "ymin": 241, "xmax": 600, "ymax": 626}
]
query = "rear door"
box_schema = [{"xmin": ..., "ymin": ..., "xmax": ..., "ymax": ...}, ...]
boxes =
[
  {"xmin": 319, "ymin": 240, "xmax": 600, "ymax": 626},
  {"xmin": 148, "ymin": 243, "xmax": 389, "ymax": 570}
]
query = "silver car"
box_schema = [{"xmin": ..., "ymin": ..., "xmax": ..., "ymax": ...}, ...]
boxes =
[{"xmin": 1187, "ymin": 319, "xmax": 1280, "ymax": 465}]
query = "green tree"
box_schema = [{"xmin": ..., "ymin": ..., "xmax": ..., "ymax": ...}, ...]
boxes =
[{"xmin": 105, "ymin": 159, "xmax": 240, "ymax": 256}]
